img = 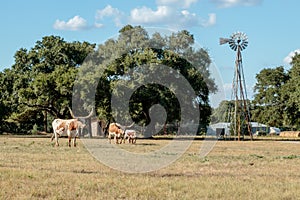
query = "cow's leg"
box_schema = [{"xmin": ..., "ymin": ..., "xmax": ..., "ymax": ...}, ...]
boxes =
[
  {"xmin": 51, "ymin": 133, "xmax": 54, "ymax": 142},
  {"xmin": 74, "ymin": 130, "xmax": 79, "ymax": 147},
  {"xmin": 119, "ymin": 136, "xmax": 122, "ymax": 144},
  {"xmin": 79, "ymin": 128, "xmax": 82, "ymax": 138},
  {"xmin": 127, "ymin": 136, "xmax": 130, "ymax": 144},
  {"xmin": 67, "ymin": 130, "xmax": 71, "ymax": 147},
  {"xmin": 117, "ymin": 134, "xmax": 122, "ymax": 144},
  {"xmin": 54, "ymin": 133, "xmax": 59, "ymax": 146},
  {"xmin": 114, "ymin": 135, "xmax": 117, "ymax": 144},
  {"xmin": 108, "ymin": 133, "xmax": 112, "ymax": 144},
  {"xmin": 68, "ymin": 136, "xmax": 71, "ymax": 147},
  {"xmin": 74, "ymin": 137, "xmax": 77, "ymax": 147},
  {"xmin": 123, "ymin": 134, "xmax": 126, "ymax": 144}
]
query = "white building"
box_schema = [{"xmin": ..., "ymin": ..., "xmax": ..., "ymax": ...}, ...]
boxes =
[
  {"xmin": 207, "ymin": 122, "xmax": 280, "ymax": 136},
  {"xmin": 207, "ymin": 122, "xmax": 231, "ymax": 136}
]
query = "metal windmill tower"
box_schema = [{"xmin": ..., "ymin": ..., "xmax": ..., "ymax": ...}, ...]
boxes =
[{"xmin": 220, "ymin": 32, "xmax": 253, "ymax": 141}]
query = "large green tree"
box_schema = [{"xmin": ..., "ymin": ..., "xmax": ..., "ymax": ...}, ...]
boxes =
[
  {"xmin": 0, "ymin": 36, "xmax": 95, "ymax": 133},
  {"xmin": 252, "ymin": 56, "xmax": 300, "ymax": 129},
  {"xmin": 76, "ymin": 25, "xmax": 215, "ymax": 135},
  {"xmin": 0, "ymin": 69, "xmax": 16, "ymax": 132},
  {"xmin": 252, "ymin": 66, "xmax": 288, "ymax": 127},
  {"xmin": 282, "ymin": 54, "xmax": 300, "ymax": 129}
]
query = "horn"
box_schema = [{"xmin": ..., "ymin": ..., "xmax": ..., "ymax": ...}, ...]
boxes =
[
  {"xmin": 68, "ymin": 107, "xmax": 94, "ymax": 119},
  {"xmin": 126, "ymin": 122, "xmax": 135, "ymax": 128},
  {"xmin": 115, "ymin": 122, "xmax": 135, "ymax": 130},
  {"xmin": 68, "ymin": 106, "xmax": 76, "ymax": 119}
]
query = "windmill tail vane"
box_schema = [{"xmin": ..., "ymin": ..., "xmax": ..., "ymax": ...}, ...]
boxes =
[{"xmin": 219, "ymin": 38, "xmax": 230, "ymax": 45}]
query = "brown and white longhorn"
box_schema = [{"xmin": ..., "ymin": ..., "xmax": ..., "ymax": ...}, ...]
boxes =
[{"xmin": 51, "ymin": 107, "xmax": 93, "ymax": 147}]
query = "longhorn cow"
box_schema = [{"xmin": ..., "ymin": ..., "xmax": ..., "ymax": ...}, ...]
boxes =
[
  {"xmin": 51, "ymin": 107, "xmax": 93, "ymax": 147},
  {"xmin": 108, "ymin": 122, "xmax": 135, "ymax": 144}
]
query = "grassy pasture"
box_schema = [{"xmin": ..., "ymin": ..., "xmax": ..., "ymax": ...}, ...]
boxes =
[{"xmin": 1, "ymin": 136, "xmax": 300, "ymax": 199}]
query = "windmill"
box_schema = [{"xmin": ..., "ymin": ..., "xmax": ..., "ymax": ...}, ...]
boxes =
[{"xmin": 220, "ymin": 32, "xmax": 253, "ymax": 141}]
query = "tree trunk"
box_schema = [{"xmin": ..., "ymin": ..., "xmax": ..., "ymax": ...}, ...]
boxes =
[
  {"xmin": 43, "ymin": 111, "xmax": 47, "ymax": 133},
  {"xmin": 87, "ymin": 118, "xmax": 92, "ymax": 138}
]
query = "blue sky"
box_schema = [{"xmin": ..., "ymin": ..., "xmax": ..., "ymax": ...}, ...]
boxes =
[{"xmin": 0, "ymin": 0, "xmax": 299, "ymax": 103}]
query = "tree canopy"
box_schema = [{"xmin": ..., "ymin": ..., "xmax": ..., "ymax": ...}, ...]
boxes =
[
  {"xmin": 251, "ymin": 66, "xmax": 288, "ymax": 127},
  {"xmin": 75, "ymin": 25, "xmax": 215, "ymax": 134},
  {"xmin": 251, "ymin": 53, "xmax": 300, "ymax": 129},
  {"xmin": 0, "ymin": 36, "xmax": 95, "ymax": 133},
  {"xmin": 1, "ymin": 25, "xmax": 300, "ymax": 134},
  {"xmin": 0, "ymin": 26, "xmax": 215, "ymax": 135},
  {"xmin": 212, "ymin": 53, "xmax": 300, "ymax": 131}
]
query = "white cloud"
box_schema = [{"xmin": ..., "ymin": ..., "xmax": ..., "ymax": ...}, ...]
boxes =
[
  {"xmin": 128, "ymin": 0, "xmax": 216, "ymax": 29},
  {"xmin": 56, "ymin": 2, "xmax": 215, "ymax": 31},
  {"xmin": 211, "ymin": 0, "xmax": 263, "ymax": 8},
  {"xmin": 130, "ymin": 6, "xmax": 174, "ymax": 24},
  {"xmin": 181, "ymin": 10, "xmax": 197, "ymax": 23},
  {"xmin": 54, "ymin": 16, "xmax": 88, "ymax": 31},
  {"xmin": 127, "ymin": 0, "xmax": 215, "ymax": 29},
  {"xmin": 156, "ymin": 0, "xmax": 198, "ymax": 8},
  {"xmin": 201, "ymin": 13, "xmax": 217, "ymax": 27},
  {"xmin": 180, "ymin": 11, "xmax": 216, "ymax": 28},
  {"xmin": 223, "ymin": 82, "xmax": 233, "ymax": 90},
  {"xmin": 94, "ymin": 22, "xmax": 104, "ymax": 28},
  {"xmin": 221, "ymin": 83, "xmax": 233, "ymax": 99},
  {"xmin": 283, "ymin": 49, "xmax": 300, "ymax": 64},
  {"xmin": 53, "ymin": 15, "xmax": 99, "ymax": 31},
  {"xmin": 129, "ymin": 5, "xmax": 216, "ymax": 29},
  {"xmin": 96, "ymin": 5, "xmax": 123, "ymax": 27}
]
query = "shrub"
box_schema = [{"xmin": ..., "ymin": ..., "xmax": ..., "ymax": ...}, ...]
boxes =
[{"xmin": 31, "ymin": 124, "xmax": 39, "ymax": 135}]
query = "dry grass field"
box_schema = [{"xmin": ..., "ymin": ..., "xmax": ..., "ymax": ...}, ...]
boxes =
[{"xmin": 1, "ymin": 136, "xmax": 300, "ymax": 199}]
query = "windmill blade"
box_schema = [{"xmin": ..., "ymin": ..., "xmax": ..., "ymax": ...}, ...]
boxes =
[
  {"xmin": 240, "ymin": 41, "xmax": 248, "ymax": 51},
  {"xmin": 229, "ymin": 39, "xmax": 237, "ymax": 51}
]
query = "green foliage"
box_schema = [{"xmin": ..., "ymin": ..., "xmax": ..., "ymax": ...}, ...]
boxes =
[
  {"xmin": 252, "ymin": 54, "xmax": 300, "ymax": 129},
  {"xmin": 78, "ymin": 26, "xmax": 215, "ymax": 134},
  {"xmin": 0, "ymin": 26, "xmax": 216, "ymax": 134},
  {"xmin": 211, "ymin": 100, "xmax": 234, "ymax": 123},
  {"xmin": 251, "ymin": 66, "xmax": 288, "ymax": 127},
  {"xmin": 282, "ymin": 54, "xmax": 300, "ymax": 128},
  {"xmin": 209, "ymin": 53, "xmax": 300, "ymax": 131},
  {"xmin": 31, "ymin": 124, "xmax": 38, "ymax": 135},
  {"xmin": 0, "ymin": 36, "xmax": 95, "ymax": 133}
]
